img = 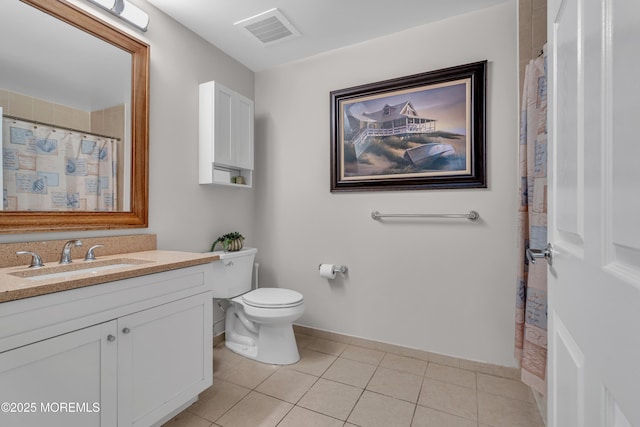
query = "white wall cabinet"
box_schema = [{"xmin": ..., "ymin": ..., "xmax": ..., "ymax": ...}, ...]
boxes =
[
  {"xmin": 0, "ymin": 264, "xmax": 214, "ymax": 427},
  {"xmin": 199, "ymin": 81, "xmax": 254, "ymax": 187}
]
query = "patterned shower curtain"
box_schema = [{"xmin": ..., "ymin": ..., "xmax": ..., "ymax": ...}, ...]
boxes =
[
  {"xmin": 515, "ymin": 53, "xmax": 548, "ymax": 395},
  {"xmin": 2, "ymin": 117, "xmax": 118, "ymax": 211}
]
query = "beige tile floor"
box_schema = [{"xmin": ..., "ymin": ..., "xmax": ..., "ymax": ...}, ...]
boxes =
[{"xmin": 163, "ymin": 334, "xmax": 545, "ymax": 427}]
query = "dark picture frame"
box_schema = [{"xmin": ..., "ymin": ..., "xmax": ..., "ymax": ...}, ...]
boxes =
[{"xmin": 330, "ymin": 61, "xmax": 486, "ymax": 192}]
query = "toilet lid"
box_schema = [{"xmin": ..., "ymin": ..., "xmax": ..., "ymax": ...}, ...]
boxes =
[{"xmin": 242, "ymin": 288, "xmax": 303, "ymax": 308}]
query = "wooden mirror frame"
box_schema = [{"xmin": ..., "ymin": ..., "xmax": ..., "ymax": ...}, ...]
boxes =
[{"xmin": 1, "ymin": 0, "xmax": 149, "ymax": 233}]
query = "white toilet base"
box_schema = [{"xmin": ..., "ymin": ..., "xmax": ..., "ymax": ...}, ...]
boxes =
[
  {"xmin": 225, "ymin": 324, "xmax": 300, "ymax": 365},
  {"xmin": 225, "ymin": 340, "xmax": 258, "ymax": 360},
  {"xmin": 224, "ymin": 302, "xmax": 302, "ymax": 365}
]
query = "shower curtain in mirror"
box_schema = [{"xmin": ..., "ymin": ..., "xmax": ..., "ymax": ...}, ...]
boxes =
[
  {"xmin": 2, "ymin": 117, "xmax": 117, "ymax": 211},
  {"xmin": 515, "ymin": 53, "xmax": 547, "ymax": 395}
]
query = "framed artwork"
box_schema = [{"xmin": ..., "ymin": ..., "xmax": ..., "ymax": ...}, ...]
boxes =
[{"xmin": 330, "ymin": 61, "xmax": 486, "ymax": 192}]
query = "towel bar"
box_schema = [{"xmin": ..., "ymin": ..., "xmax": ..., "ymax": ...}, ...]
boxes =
[{"xmin": 371, "ymin": 210, "xmax": 479, "ymax": 221}]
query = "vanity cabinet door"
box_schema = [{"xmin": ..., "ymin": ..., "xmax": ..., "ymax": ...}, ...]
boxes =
[
  {"xmin": 0, "ymin": 321, "xmax": 117, "ymax": 427},
  {"xmin": 117, "ymin": 292, "xmax": 212, "ymax": 427}
]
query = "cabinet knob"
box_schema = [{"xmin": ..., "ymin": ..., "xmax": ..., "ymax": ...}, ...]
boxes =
[
  {"xmin": 107, "ymin": 334, "xmax": 116, "ymax": 342},
  {"xmin": 122, "ymin": 327, "xmax": 131, "ymax": 334}
]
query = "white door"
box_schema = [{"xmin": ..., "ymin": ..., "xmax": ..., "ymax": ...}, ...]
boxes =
[{"xmin": 547, "ymin": 0, "xmax": 640, "ymax": 426}]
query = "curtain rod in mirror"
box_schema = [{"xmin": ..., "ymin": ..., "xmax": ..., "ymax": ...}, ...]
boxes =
[{"xmin": 3, "ymin": 114, "xmax": 121, "ymax": 141}]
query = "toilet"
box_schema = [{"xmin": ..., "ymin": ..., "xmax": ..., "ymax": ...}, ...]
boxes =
[{"xmin": 210, "ymin": 247, "xmax": 304, "ymax": 365}]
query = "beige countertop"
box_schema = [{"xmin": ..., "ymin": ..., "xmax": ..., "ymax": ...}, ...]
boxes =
[{"xmin": 0, "ymin": 250, "xmax": 219, "ymax": 303}]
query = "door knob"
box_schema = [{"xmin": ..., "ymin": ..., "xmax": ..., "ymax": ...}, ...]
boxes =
[
  {"xmin": 526, "ymin": 243, "xmax": 554, "ymax": 266},
  {"xmin": 107, "ymin": 334, "xmax": 116, "ymax": 342}
]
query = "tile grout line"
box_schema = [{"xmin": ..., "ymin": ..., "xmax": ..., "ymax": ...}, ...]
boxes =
[
  {"xmin": 262, "ymin": 358, "xmax": 328, "ymax": 425},
  {"xmin": 289, "ymin": 370, "xmax": 322, "ymax": 405},
  {"xmin": 414, "ymin": 373, "xmax": 480, "ymax": 424},
  {"xmin": 330, "ymin": 348, "xmax": 385, "ymax": 425},
  {"xmin": 342, "ymin": 384, "xmax": 366, "ymax": 425},
  {"xmin": 206, "ymin": 386, "xmax": 248, "ymax": 425},
  {"xmin": 190, "ymin": 412, "xmax": 214, "ymax": 426},
  {"xmin": 271, "ymin": 390, "xmax": 294, "ymax": 427}
]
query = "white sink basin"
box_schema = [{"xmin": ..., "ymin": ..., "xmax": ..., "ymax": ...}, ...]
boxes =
[
  {"xmin": 22, "ymin": 263, "xmax": 138, "ymax": 281},
  {"xmin": 10, "ymin": 258, "xmax": 151, "ymax": 281}
]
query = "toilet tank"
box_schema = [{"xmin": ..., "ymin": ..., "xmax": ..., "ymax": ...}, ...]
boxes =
[{"xmin": 209, "ymin": 247, "xmax": 257, "ymax": 298}]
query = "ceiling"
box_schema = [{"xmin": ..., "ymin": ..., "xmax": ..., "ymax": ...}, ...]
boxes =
[{"xmin": 145, "ymin": 0, "xmax": 509, "ymax": 72}]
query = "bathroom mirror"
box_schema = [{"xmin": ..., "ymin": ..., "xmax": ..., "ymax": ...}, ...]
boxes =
[{"xmin": 0, "ymin": 0, "xmax": 148, "ymax": 233}]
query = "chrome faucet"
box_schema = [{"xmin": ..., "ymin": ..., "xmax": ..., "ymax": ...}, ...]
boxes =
[{"xmin": 60, "ymin": 240, "xmax": 82, "ymax": 264}]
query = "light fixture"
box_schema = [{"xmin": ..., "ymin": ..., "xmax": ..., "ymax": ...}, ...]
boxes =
[{"xmin": 86, "ymin": 0, "xmax": 149, "ymax": 32}]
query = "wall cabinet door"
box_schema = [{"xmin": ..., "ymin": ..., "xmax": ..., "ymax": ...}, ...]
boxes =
[
  {"xmin": 0, "ymin": 321, "xmax": 118, "ymax": 427},
  {"xmin": 213, "ymin": 83, "xmax": 234, "ymax": 167},
  {"xmin": 234, "ymin": 93, "xmax": 254, "ymax": 170},
  {"xmin": 117, "ymin": 293, "xmax": 212, "ymax": 427}
]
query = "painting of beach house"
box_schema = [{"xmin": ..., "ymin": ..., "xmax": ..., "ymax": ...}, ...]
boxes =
[
  {"xmin": 341, "ymin": 79, "xmax": 470, "ymax": 180},
  {"xmin": 346, "ymin": 100, "xmax": 437, "ymax": 158}
]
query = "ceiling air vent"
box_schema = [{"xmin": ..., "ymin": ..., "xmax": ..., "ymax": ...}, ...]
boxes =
[{"xmin": 234, "ymin": 8, "xmax": 300, "ymax": 46}]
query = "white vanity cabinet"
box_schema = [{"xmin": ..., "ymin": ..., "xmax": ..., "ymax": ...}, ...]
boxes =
[
  {"xmin": 199, "ymin": 81, "xmax": 254, "ymax": 187},
  {"xmin": 0, "ymin": 263, "xmax": 214, "ymax": 427}
]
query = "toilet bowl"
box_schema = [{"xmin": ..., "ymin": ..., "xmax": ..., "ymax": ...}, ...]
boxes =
[
  {"xmin": 210, "ymin": 248, "xmax": 304, "ymax": 365},
  {"xmin": 225, "ymin": 288, "xmax": 304, "ymax": 364}
]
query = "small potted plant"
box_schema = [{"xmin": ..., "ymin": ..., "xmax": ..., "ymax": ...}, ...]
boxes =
[{"xmin": 211, "ymin": 231, "xmax": 244, "ymax": 252}]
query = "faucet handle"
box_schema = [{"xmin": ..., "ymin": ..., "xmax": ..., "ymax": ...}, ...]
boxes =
[
  {"xmin": 84, "ymin": 245, "xmax": 105, "ymax": 261},
  {"xmin": 16, "ymin": 251, "xmax": 45, "ymax": 268}
]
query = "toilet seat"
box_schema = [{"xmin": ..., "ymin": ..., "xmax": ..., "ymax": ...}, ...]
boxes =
[{"xmin": 242, "ymin": 288, "xmax": 303, "ymax": 309}]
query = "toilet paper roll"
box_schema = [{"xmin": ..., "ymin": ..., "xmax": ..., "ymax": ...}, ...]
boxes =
[{"xmin": 319, "ymin": 264, "xmax": 337, "ymax": 279}]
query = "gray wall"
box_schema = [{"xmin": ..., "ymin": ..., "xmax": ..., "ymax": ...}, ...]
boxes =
[{"xmin": 254, "ymin": 2, "xmax": 519, "ymax": 366}]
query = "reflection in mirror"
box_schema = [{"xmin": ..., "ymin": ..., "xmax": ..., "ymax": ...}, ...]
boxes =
[
  {"xmin": 1, "ymin": 0, "xmax": 131, "ymax": 211},
  {"xmin": 0, "ymin": 0, "xmax": 148, "ymax": 232}
]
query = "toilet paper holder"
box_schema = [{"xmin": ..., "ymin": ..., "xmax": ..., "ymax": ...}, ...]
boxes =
[{"xmin": 318, "ymin": 264, "xmax": 348, "ymax": 275}]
